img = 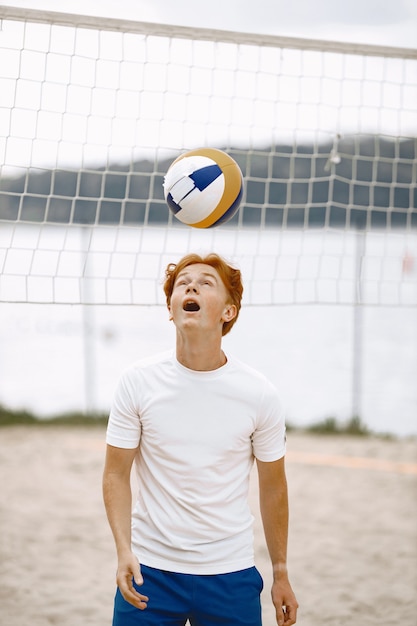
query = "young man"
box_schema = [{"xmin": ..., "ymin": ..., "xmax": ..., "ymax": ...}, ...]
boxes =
[{"xmin": 103, "ymin": 252, "xmax": 298, "ymax": 626}]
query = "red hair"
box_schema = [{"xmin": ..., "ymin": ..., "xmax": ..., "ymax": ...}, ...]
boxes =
[{"xmin": 164, "ymin": 253, "xmax": 243, "ymax": 336}]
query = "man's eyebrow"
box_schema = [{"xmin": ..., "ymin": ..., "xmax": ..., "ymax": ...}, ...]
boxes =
[{"xmin": 200, "ymin": 271, "xmax": 218, "ymax": 279}]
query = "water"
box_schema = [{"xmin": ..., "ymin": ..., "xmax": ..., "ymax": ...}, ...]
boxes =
[
  {"xmin": 0, "ymin": 224, "xmax": 416, "ymax": 436},
  {"xmin": 0, "ymin": 300, "xmax": 416, "ymax": 436}
]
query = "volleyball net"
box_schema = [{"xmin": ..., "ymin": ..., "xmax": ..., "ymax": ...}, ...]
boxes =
[{"xmin": 0, "ymin": 7, "xmax": 416, "ymax": 306}]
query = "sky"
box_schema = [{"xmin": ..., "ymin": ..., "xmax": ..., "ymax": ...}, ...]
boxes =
[{"xmin": 2, "ymin": 0, "xmax": 417, "ymax": 49}]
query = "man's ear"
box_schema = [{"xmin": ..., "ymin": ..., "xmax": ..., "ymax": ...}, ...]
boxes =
[
  {"xmin": 168, "ymin": 306, "xmax": 173, "ymax": 321},
  {"xmin": 222, "ymin": 304, "xmax": 237, "ymax": 322}
]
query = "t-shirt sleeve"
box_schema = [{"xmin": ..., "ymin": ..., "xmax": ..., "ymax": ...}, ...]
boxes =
[
  {"xmin": 252, "ymin": 378, "xmax": 286, "ymax": 462},
  {"xmin": 106, "ymin": 369, "xmax": 141, "ymax": 449}
]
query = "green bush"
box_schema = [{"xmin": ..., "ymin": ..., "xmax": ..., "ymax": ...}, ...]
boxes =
[
  {"xmin": 306, "ymin": 415, "xmax": 369, "ymax": 436},
  {"xmin": 0, "ymin": 405, "xmax": 108, "ymax": 427}
]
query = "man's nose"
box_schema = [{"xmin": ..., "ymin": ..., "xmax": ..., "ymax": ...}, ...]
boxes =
[{"xmin": 186, "ymin": 282, "xmax": 198, "ymax": 293}]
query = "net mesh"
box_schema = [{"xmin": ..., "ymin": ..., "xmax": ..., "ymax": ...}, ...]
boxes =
[{"xmin": 0, "ymin": 8, "xmax": 416, "ymax": 305}]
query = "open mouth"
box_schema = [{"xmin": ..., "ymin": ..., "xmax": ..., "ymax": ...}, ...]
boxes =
[{"xmin": 183, "ymin": 300, "xmax": 200, "ymax": 312}]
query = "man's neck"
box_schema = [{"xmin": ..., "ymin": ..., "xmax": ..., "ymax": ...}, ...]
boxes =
[{"xmin": 176, "ymin": 334, "xmax": 226, "ymax": 371}]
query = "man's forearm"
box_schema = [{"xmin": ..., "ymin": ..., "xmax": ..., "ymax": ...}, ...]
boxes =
[
  {"xmin": 103, "ymin": 472, "xmax": 133, "ymax": 557},
  {"xmin": 260, "ymin": 482, "xmax": 289, "ymax": 578},
  {"xmin": 256, "ymin": 458, "xmax": 290, "ymax": 577}
]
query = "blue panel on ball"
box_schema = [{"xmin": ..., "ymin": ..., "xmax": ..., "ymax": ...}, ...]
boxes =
[
  {"xmin": 189, "ymin": 164, "xmax": 222, "ymax": 191},
  {"xmin": 166, "ymin": 193, "xmax": 182, "ymax": 215}
]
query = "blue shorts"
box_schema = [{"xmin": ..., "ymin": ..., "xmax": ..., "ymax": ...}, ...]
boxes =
[{"xmin": 112, "ymin": 564, "xmax": 264, "ymax": 626}]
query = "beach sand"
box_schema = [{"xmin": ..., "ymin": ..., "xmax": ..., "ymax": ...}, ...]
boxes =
[{"xmin": 1, "ymin": 426, "xmax": 416, "ymax": 625}]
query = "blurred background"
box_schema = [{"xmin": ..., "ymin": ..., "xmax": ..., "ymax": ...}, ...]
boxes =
[{"xmin": 0, "ymin": 0, "xmax": 416, "ymax": 436}]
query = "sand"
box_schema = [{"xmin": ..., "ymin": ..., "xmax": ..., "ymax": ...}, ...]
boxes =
[{"xmin": 1, "ymin": 426, "xmax": 416, "ymax": 626}]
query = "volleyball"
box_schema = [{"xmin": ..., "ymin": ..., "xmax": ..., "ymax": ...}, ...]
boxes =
[{"xmin": 163, "ymin": 148, "xmax": 243, "ymax": 228}]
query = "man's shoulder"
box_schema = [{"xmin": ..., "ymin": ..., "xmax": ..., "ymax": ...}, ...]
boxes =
[
  {"xmin": 228, "ymin": 354, "xmax": 281, "ymax": 399},
  {"xmin": 227, "ymin": 353, "xmax": 267, "ymax": 380}
]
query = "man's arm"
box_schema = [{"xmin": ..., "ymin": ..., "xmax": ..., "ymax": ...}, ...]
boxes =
[
  {"xmin": 256, "ymin": 457, "xmax": 298, "ymax": 626},
  {"xmin": 102, "ymin": 444, "xmax": 149, "ymax": 609}
]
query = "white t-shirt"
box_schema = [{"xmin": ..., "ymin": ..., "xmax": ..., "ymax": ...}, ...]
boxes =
[{"xmin": 106, "ymin": 351, "xmax": 286, "ymax": 575}]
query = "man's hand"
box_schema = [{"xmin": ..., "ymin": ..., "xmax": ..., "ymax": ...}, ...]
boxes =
[
  {"xmin": 116, "ymin": 552, "xmax": 149, "ymax": 610},
  {"xmin": 271, "ymin": 578, "xmax": 298, "ymax": 626}
]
